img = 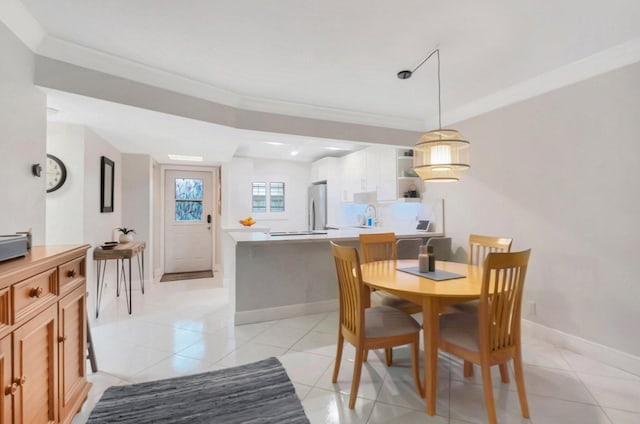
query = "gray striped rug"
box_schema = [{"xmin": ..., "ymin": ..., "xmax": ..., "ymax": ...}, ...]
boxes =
[{"xmin": 87, "ymin": 357, "xmax": 309, "ymax": 423}]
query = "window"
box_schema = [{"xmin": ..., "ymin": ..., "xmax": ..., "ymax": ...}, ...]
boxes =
[
  {"xmin": 252, "ymin": 182, "xmax": 267, "ymax": 212},
  {"xmin": 175, "ymin": 178, "xmax": 203, "ymax": 221},
  {"xmin": 270, "ymin": 182, "xmax": 285, "ymax": 212},
  {"xmin": 252, "ymin": 181, "xmax": 285, "ymax": 213}
]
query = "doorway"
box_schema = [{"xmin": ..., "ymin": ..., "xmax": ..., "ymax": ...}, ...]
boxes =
[{"xmin": 163, "ymin": 169, "xmax": 214, "ymax": 274}]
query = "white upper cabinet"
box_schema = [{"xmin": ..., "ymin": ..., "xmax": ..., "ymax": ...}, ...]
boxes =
[{"xmin": 338, "ymin": 146, "xmax": 398, "ymax": 202}]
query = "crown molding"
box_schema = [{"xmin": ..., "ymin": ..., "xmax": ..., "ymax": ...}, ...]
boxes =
[
  {"xmin": 445, "ymin": 37, "xmax": 640, "ymax": 126},
  {"xmin": 37, "ymin": 35, "xmax": 426, "ymax": 132},
  {"xmin": 0, "ymin": 0, "xmax": 46, "ymax": 50}
]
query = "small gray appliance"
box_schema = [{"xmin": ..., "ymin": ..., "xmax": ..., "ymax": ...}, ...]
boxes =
[{"xmin": 0, "ymin": 235, "xmax": 28, "ymax": 262}]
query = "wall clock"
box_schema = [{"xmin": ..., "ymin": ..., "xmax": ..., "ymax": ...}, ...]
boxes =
[{"xmin": 46, "ymin": 154, "xmax": 67, "ymax": 193}]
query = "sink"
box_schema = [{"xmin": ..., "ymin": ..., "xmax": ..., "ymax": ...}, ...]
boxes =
[{"xmin": 269, "ymin": 231, "xmax": 328, "ymax": 236}]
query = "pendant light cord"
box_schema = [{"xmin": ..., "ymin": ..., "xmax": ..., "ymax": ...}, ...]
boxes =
[{"xmin": 410, "ymin": 49, "xmax": 441, "ymax": 130}]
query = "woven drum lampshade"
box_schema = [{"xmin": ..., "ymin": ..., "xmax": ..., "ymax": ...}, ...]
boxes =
[{"xmin": 413, "ymin": 129, "xmax": 470, "ymax": 182}]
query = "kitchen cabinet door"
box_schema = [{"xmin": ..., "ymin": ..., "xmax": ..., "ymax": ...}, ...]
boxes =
[
  {"xmin": 58, "ymin": 286, "xmax": 89, "ymax": 424},
  {"xmin": 13, "ymin": 303, "xmax": 58, "ymax": 424},
  {"xmin": 0, "ymin": 335, "xmax": 11, "ymax": 424}
]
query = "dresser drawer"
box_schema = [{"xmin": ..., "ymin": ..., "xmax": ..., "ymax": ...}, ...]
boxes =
[
  {"xmin": 11, "ymin": 268, "xmax": 57, "ymax": 323},
  {"xmin": 59, "ymin": 256, "xmax": 85, "ymax": 294}
]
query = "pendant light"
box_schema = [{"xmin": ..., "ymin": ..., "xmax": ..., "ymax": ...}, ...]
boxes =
[{"xmin": 398, "ymin": 49, "xmax": 470, "ymax": 182}]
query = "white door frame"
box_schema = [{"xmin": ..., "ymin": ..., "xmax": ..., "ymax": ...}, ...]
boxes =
[{"xmin": 159, "ymin": 164, "xmax": 220, "ymax": 276}]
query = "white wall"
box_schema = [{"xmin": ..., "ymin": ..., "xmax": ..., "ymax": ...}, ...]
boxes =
[
  {"xmin": 223, "ymin": 158, "xmax": 311, "ymax": 231},
  {"xmin": 424, "ymin": 61, "xmax": 640, "ymax": 357},
  {"xmin": 46, "ymin": 123, "xmax": 85, "ymax": 244},
  {"xmin": 122, "ymin": 154, "xmax": 153, "ymax": 280},
  {"xmin": 83, "ymin": 128, "xmax": 122, "ymax": 245},
  {"xmin": 0, "ymin": 21, "xmax": 46, "ymax": 243}
]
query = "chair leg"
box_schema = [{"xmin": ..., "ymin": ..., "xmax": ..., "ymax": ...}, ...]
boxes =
[
  {"xmin": 499, "ymin": 362, "xmax": 510, "ymax": 383},
  {"xmin": 384, "ymin": 347, "xmax": 393, "ymax": 366},
  {"xmin": 363, "ymin": 349, "xmax": 369, "ymax": 362},
  {"xmin": 411, "ymin": 340, "xmax": 424, "ymax": 398},
  {"xmin": 349, "ymin": 347, "xmax": 365, "ymax": 409},
  {"xmin": 480, "ymin": 362, "xmax": 498, "ymax": 424},
  {"xmin": 513, "ymin": 352, "xmax": 530, "ymax": 418},
  {"xmin": 463, "ymin": 360, "xmax": 474, "ymax": 378},
  {"xmin": 332, "ymin": 332, "xmax": 344, "ymax": 383}
]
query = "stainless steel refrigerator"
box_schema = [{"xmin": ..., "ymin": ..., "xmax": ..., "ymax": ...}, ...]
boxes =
[{"xmin": 308, "ymin": 183, "xmax": 327, "ymax": 230}]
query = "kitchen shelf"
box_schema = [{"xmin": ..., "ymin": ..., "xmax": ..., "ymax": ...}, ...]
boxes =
[{"xmin": 396, "ymin": 197, "xmax": 422, "ymax": 203}]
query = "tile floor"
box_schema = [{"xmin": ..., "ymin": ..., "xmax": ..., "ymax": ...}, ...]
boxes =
[{"xmin": 74, "ymin": 275, "xmax": 640, "ymax": 424}]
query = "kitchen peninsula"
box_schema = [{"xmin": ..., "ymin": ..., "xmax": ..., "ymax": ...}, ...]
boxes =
[{"xmin": 223, "ymin": 227, "xmax": 443, "ymax": 324}]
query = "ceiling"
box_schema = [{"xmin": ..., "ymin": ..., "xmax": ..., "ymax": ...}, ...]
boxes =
[{"xmin": 6, "ymin": 0, "xmax": 640, "ymax": 163}]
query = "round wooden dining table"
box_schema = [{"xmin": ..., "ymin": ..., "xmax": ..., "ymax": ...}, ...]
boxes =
[{"xmin": 360, "ymin": 259, "xmax": 483, "ymax": 416}]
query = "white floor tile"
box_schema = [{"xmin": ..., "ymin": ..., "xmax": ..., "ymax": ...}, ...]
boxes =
[
  {"xmin": 290, "ymin": 330, "xmax": 341, "ymax": 357},
  {"xmin": 293, "ymin": 383, "xmax": 314, "ymax": 400},
  {"xmin": 521, "ymin": 342, "xmax": 572, "ymax": 371},
  {"xmin": 215, "ymin": 341, "xmax": 287, "ymax": 367},
  {"xmin": 252, "ymin": 324, "xmax": 310, "ymax": 349},
  {"xmin": 367, "ymin": 402, "xmax": 448, "ymax": 424},
  {"xmin": 518, "ymin": 364, "xmax": 597, "ymax": 404},
  {"xmin": 561, "ymin": 349, "xmax": 640, "ymax": 381},
  {"xmin": 527, "ymin": 395, "xmax": 612, "ymax": 424},
  {"xmin": 312, "ymin": 311, "xmax": 340, "ymax": 334},
  {"xmin": 302, "ymin": 387, "xmax": 375, "ymax": 424},
  {"xmin": 175, "ymin": 333, "xmax": 242, "ymax": 363},
  {"xmin": 603, "ymin": 408, "xmax": 640, "ymax": 424},
  {"xmin": 280, "ymin": 351, "xmax": 334, "ymax": 386},
  {"xmin": 449, "ymin": 380, "xmax": 532, "ymax": 424},
  {"xmin": 377, "ymin": 365, "xmax": 448, "ymax": 415},
  {"xmin": 315, "ymin": 358, "xmax": 389, "ymax": 401},
  {"xmin": 275, "ymin": 312, "xmax": 330, "ymax": 332},
  {"xmin": 131, "ymin": 354, "xmax": 221, "ymax": 383},
  {"xmin": 577, "ymin": 372, "xmax": 640, "ymax": 412}
]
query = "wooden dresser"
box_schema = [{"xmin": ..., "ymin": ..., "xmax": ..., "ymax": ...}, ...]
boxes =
[{"xmin": 0, "ymin": 245, "xmax": 91, "ymax": 424}]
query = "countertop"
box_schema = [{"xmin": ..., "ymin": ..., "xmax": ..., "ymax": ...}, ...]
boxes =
[{"xmin": 226, "ymin": 227, "xmax": 443, "ymax": 244}]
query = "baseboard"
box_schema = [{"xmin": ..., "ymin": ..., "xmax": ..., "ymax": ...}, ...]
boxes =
[
  {"xmin": 522, "ymin": 319, "xmax": 640, "ymax": 376},
  {"xmin": 235, "ymin": 300, "xmax": 338, "ymax": 325}
]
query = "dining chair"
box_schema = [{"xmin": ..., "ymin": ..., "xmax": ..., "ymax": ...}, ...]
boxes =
[
  {"xmin": 454, "ymin": 233, "xmax": 514, "ymax": 381},
  {"xmin": 425, "ymin": 237, "xmax": 452, "ymax": 261},
  {"xmin": 330, "ymin": 242, "xmax": 423, "ymax": 408},
  {"xmin": 359, "ymin": 233, "xmax": 421, "ymax": 365},
  {"xmin": 468, "ymin": 234, "xmax": 513, "ymax": 265},
  {"xmin": 396, "ymin": 237, "xmax": 423, "ymax": 259},
  {"xmin": 439, "ymin": 249, "xmax": 531, "ymax": 424}
]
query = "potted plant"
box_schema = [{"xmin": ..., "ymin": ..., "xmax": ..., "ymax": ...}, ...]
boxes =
[{"xmin": 116, "ymin": 227, "xmax": 135, "ymax": 243}]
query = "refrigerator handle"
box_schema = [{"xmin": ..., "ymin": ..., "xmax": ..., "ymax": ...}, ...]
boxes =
[{"xmin": 310, "ymin": 200, "xmax": 316, "ymax": 230}]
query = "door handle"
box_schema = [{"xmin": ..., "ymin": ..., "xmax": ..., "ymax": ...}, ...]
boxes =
[{"xmin": 207, "ymin": 214, "xmax": 212, "ymax": 224}]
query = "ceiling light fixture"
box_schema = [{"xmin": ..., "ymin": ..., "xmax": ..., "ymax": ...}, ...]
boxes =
[
  {"xmin": 168, "ymin": 154, "xmax": 203, "ymax": 162},
  {"xmin": 398, "ymin": 49, "xmax": 470, "ymax": 182},
  {"xmin": 290, "ymin": 151, "xmax": 299, "ymax": 156}
]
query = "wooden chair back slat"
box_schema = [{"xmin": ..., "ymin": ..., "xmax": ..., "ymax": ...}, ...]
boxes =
[
  {"xmin": 359, "ymin": 233, "xmax": 397, "ymax": 263},
  {"xmin": 479, "ymin": 250, "xmax": 531, "ymax": 354},
  {"xmin": 331, "ymin": 242, "xmax": 364, "ymax": 337},
  {"xmin": 468, "ymin": 234, "xmax": 513, "ymax": 266}
]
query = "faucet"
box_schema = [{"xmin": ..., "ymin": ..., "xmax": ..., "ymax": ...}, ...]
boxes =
[{"xmin": 365, "ymin": 204, "xmax": 377, "ymax": 227}]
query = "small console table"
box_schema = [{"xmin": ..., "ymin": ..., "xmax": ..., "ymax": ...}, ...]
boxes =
[{"xmin": 93, "ymin": 241, "xmax": 145, "ymax": 317}]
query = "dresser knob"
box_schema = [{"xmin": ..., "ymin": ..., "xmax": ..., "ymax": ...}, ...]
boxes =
[
  {"xmin": 16, "ymin": 376, "xmax": 26, "ymax": 386},
  {"xmin": 67, "ymin": 269, "xmax": 77, "ymax": 278},
  {"xmin": 58, "ymin": 336, "xmax": 67, "ymax": 343},
  {"xmin": 29, "ymin": 287, "xmax": 43, "ymax": 298},
  {"xmin": 4, "ymin": 383, "xmax": 17, "ymax": 396}
]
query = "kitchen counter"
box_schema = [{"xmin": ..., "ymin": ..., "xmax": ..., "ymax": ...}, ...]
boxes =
[
  {"xmin": 223, "ymin": 226, "xmax": 444, "ymax": 324},
  {"xmin": 226, "ymin": 227, "xmax": 443, "ymax": 244}
]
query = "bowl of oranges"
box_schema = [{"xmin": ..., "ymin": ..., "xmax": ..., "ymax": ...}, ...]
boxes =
[{"xmin": 239, "ymin": 216, "xmax": 256, "ymax": 227}]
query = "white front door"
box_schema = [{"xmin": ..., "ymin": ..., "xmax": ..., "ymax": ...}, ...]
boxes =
[{"xmin": 164, "ymin": 170, "xmax": 213, "ymax": 273}]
